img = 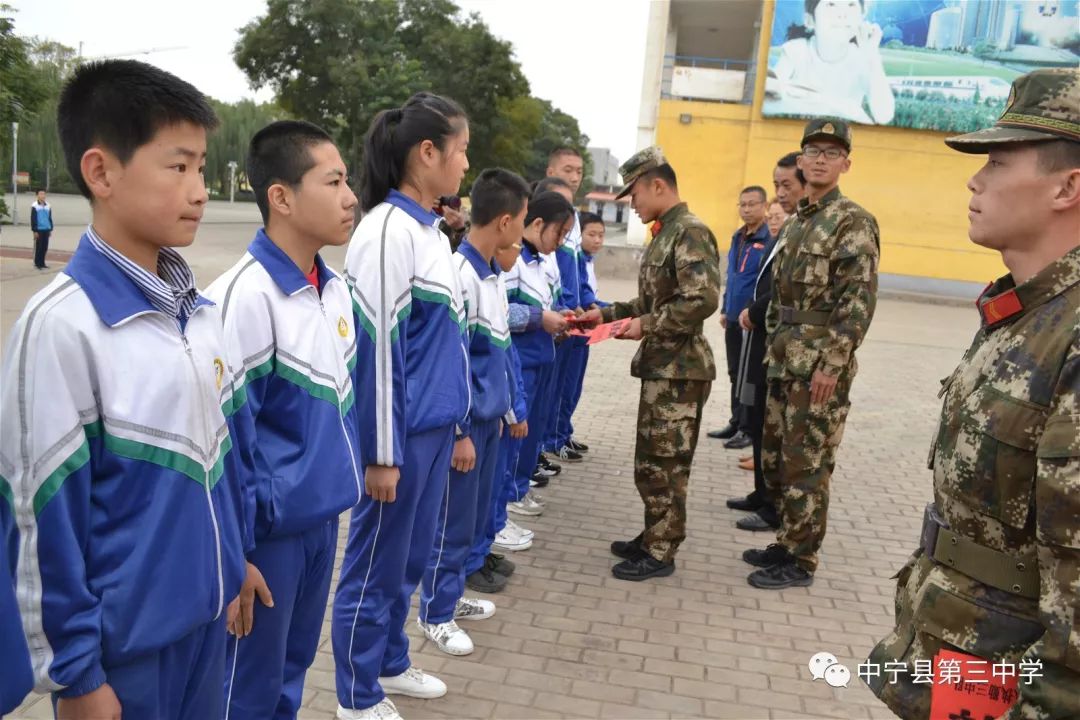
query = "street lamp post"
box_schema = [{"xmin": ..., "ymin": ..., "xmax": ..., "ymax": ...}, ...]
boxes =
[
  {"xmin": 227, "ymin": 160, "xmax": 238, "ymax": 203},
  {"xmin": 11, "ymin": 122, "xmax": 18, "ymax": 226}
]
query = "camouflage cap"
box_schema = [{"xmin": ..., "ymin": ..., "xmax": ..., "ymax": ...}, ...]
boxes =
[
  {"xmin": 802, "ymin": 118, "xmax": 852, "ymax": 152},
  {"xmin": 946, "ymin": 68, "xmax": 1080, "ymax": 153},
  {"xmin": 615, "ymin": 146, "xmax": 667, "ymax": 199}
]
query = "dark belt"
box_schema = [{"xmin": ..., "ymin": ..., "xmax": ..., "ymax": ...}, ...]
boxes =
[
  {"xmin": 778, "ymin": 306, "xmax": 831, "ymax": 326},
  {"xmin": 920, "ymin": 504, "xmax": 1039, "ymax": 600}
]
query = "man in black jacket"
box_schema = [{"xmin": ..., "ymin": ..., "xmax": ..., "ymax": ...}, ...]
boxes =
[{"xmin": 726, "ymin": 155, "xmax": 805, "ymax": 531}]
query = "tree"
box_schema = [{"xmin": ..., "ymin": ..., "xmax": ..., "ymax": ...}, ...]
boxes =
[
  {"xmin": 15, "ymin": 39, "xmax": 78, "ymax": 192},
  {"xmin": 205, "ymin": 99, "xmax": 286, "ymax": 197},
  {"xmin": 0, "ymin": 5, "xmax": 48, "ymax": 125}
]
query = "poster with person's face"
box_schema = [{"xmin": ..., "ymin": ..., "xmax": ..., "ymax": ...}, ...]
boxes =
[{"xmin": 762, "ymin": 0, "xmax": 1080, "ymax": 132}]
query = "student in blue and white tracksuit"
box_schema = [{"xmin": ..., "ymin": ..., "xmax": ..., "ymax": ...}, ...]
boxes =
[
  {"xmin": 498, "ymin": 192, "xmax": 576, "ymax": 534},
  {"xmin": 332, "ymin": 93, "xmax": 471, "ymax": 720},
  {"xmin": 1, "ymin": 61, "xmax": 251, "ymax": 720},
  {"xmin": 206, "ymin": 122, "xmax": 363, "ymax": 720},
  {"xmin": 559, "ymin": 211, "xmax": 610, "ymax": 456},
  {"xmin": 417, "ymin": 168, "xmax": 533, "ymax": 654}
]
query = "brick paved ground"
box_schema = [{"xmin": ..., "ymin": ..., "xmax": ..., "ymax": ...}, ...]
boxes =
[{"xmin": 7, "ymin": 223, "xmax": 979, "ymax": 719}]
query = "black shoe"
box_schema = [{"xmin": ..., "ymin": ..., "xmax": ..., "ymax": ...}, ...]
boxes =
[
  {"xmin": 466, "ymin": 566, "xmax": 509, "ymax": 593},
  {"xmin": 566, "ymin": 438, "xmax": 589, "ymax": 453},
  {"xmin": 610, "ymin": 534, "xmax": 646, "ymax": 560},
  {"xmin": 537, "ymin": 455, "xmax": 562, "ymax": 475},
  {"xmin": 529, "ymin": 471, "xmax": 550, "ymax": 488},
  {"xmin": 555, "ymin": 446, "xmax": 584, "ymax": 463},
  {"xmin": 742, "ymin": 543, "xmax": 791, "ymax": 567},
  {"xmin": 485, "ymin": 553, "xmax": 515, "ymax": 577},
  {"xmin": 747, "ymin": 561, "xmax": 813, "ymax": 589},
  {"xmin": 726, "ymin": 493, "xmax": 764, "ymax": 512},
  {"xmin": 707, "ymin": 423, "xmax": 738, "ymax": 440},
  {"xmin": 612, "ymin": 555, "xmax": 675, "ymax": 581},
  {"xmin": 724, "ymin": 431, "xmax": 752, "ymax": 450},
  {"xmin": 736, "ymin": 509, "xmax": 780, "ymax": 531}
]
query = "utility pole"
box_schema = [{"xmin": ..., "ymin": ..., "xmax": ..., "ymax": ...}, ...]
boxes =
[
  {"xmin": 227, "ymin": 160, "xmax": 238, "ymax": 203},
  {"xmin": 11, "ymin": 122, "xmax": 18, "ymax": 226}
]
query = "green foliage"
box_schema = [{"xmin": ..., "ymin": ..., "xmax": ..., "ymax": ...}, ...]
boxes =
[
  {"xmin": 206, "ymin": 99, "xmax": 285, "ymax": 197},
  {"xmin": 234, "ymin": 0, "xmax": 590, "ymax": 192},
  {"xmin": 892, "ymin": 95, "xmax": 1004, "ymax": 132},
  {"xmin": 0, "ymin": 5, "xmax": 49, "ymax": 125}
]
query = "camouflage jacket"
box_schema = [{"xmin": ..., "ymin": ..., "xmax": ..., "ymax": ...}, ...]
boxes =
[
  {"xmin": 765, "ymin": 187, "xmax": 879, "ymax": 380},
  {"xmin": 870, "ymin": 247, "xmax": 1080, "ymax": 719},
  {"xmin": 602, "ymin": 203, "xmax": 720, "ymax": 381}
]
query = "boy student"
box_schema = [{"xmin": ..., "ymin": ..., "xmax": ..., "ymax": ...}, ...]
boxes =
[
  {"xmin": 417, "ymin": 167, "xmax": 531, "ymax": 655},
  {"xmin": 332, "ymin": 93, "xmax": 471, "ymax": 720},
  {"xmin": 30, "ymin": 189, "xmax": 53, "ymax": 269},
  {"xmin": 0, "ymin": 60, "xmax": 252, "ymax": 719},
  {"xmin": 205, "ymin": 120, "xmax": 362, "ymax": 719}
]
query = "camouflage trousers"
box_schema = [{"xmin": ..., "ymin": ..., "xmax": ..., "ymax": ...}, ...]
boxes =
[
  {"xmin": 761, "ymin": 374, "xmax": 852, "ymax": 573},
  {"xmin": 634, "ymin": 378, "xmax": 710, "ymax": 563}
]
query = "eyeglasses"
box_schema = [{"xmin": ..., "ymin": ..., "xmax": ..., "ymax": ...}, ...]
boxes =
[{"xmin": 802, "ymin": 146, "xmax": 847, "ymax": 160}]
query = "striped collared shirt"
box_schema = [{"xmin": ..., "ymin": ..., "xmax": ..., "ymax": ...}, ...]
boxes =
[{"xmin": 85, "ymin": 225, "xmax": 199, "ymax": 322}]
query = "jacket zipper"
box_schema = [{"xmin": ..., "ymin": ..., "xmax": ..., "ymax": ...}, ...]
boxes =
[
  {"xmin": 180, "ymin": 324, "xmax": 225, "ymax": 619},
  {"xmin": 316, "ymin": 288, "xmax": 364, "ymax": 506}
]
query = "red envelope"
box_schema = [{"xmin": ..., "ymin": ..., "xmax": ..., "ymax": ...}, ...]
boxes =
[
  {"xmin": 586, "ymin": 319, "xmax": 628, "ymax": 346},
  {"xmin": 929, "ymin": 649, "xmax": 1019, "ymax": 720}
]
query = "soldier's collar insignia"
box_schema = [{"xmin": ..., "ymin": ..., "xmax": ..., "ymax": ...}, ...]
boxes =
[
  {"xmin": 651, "ymin": 220, "xmax": 663, "ymax": 236},
  {"xmin": 978, "ymin": 286, "xmax": 1023, "ymax": 328}
]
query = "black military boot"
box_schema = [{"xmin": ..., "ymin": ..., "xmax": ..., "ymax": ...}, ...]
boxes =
[
  {"xmin": 609, "ymin": 534, "xmax": 646, "ymax": 560},
  {"xmin": 612, "ymin": 555, "xmax": 676, "ymax": 581},
  {"xmin": 485, "ymin": 553, "xmax": 516, "ymax": 577},
  {"xmin": 742, "ymin": 543, "xmax": 791, "ymax": 567},
  {"xmin": 736, "ymin": 505, "xmax": 781, "ymax": 531},
  {"xmin": 465, "ymin": 565, "xmax": 508, "ymax": 593},
  {"xmin": 747, "ymin": 560, "xmax": 814, "ymax": 589},
  {"xmin": 726, "ymin": 492, "xmax": 764, "ymax": 512}
]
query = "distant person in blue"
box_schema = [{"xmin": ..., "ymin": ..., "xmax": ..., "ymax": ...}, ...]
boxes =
[
  {"xmin": 709, "ymin": 186, "xmax": 771, "ymax": 451},
  {"xmin": 30, "ymin": 188, "xmax": 53, "ymax": 269}
]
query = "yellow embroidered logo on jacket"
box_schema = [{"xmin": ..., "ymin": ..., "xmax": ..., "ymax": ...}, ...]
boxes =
[
  {"xmin": 338, "ymin": 317, "xmax": 348, "ymax": 337},
  {"xmin": 213, "ymin": 358, "xmax": 225, "ymax": 390}
]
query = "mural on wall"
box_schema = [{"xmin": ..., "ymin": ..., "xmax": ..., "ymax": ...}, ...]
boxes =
[{"xmin": 762, "ymin": 0, "xmax": 1080, "ymax": 131}]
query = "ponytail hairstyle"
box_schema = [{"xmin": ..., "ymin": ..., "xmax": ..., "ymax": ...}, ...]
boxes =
[
  {"xmin": 361, "ymin": 92, "xmax": 467, "ymax": 212},
  {"xmin": 522, "ymin": 190, "xmax": 574, "ymax": 252}
]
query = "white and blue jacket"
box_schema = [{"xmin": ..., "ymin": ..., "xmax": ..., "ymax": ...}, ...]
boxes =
[
  {"xmin": 345, "ymin": 190, "xmax": 470, "ymax": 467},
  {"xmin": 0, "ymin": 236, "xmax": 251, "ymax": 698},
  {"xmin": 504, "ymin": 242, "xmax": 556, "ymax": 369},
  {"xmin": 455, "ymin": 240, "xmax": 512, "ymax": 437},
  {"xmin": 206, "ymin": 230, "xmax": 363, "ymax": 540},
  {"xmin": 553, "ymin": 213, "xmax": 582, "ymax": 310}
]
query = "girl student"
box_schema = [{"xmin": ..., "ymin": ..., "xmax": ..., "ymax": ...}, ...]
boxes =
[
  {"xmin": 493, "ymin": 191, "xmax": 576, "ymax": 550},
  {"xmin": 332, "ymin": 92, "xmax": 470, "ymax": 720}
]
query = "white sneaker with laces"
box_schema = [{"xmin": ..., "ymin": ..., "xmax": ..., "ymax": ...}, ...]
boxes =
[
  {"xmin": 455, "ymin": 597, "xmax": 496, "ymax": 620},
  {"xmin": 505, "ymin": 518, "xmax": 534, "ymax": 540},
  {"xmin": 418, "ymin": 618, "xmax": 474, "ymax": 656},
  {"xmin": 507, "ymin": 499, "xmax": 542, "ymax": 517},
  {"xmin": 492, "ymin": 527, "xmax": 532, "ymax": 552},
  {"xmin": 525, "ymin": 490, "xmax": 546, "ymax": 506},
  {"xmin": 337, "ymin": 698, "xmax": 402, "ymax": 720},
  {"xmin": 378, "ymin": 666, "xmax": 447, "ymax": 699}
]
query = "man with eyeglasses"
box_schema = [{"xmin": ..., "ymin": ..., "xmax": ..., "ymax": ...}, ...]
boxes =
[
  {"xmin": 744, "ymin": 118, "xmax": 880, "ymax": 589},
  {"xmin": 709, "ymin": 186, "xmax": 771, "ymax": 450}
]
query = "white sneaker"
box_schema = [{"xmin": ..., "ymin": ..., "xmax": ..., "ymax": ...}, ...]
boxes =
[
  {"xmin": 505, "ymin": 518, "xmax": 534, "ymax": 540},
  {"xmin": 379, "ymin": 666, "xmax": 447, "ymax": 699},
  {"xmin": 455, "ymin": 597, "xmax": 496, "ymax": 620},
  {"xmin": 508, "ymin": 499, "xmax": 542, "ymax": 517},
  {"xmin": 492, "ymin": 527, "xmax": 532, "ymax": 552},
  {"xmin": 418, "ymin": 618, "xmax": 474, "ymax": 656},
  {"xmin": 525, "ymin": 490, "xmax": 546, "ymax": 506},
  {"xmin": 337, "ymin": 698, "xmax": 402, "ymax": 720}
]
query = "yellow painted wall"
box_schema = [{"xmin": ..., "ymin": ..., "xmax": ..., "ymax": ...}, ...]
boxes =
[{"xmin": 655, "ymin": 0, "xmax": 1007, "ymax": 285}]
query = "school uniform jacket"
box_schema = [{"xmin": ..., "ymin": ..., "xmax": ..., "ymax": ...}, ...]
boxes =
[
  {"xmin": 345, "ymin": 190, "xmax": 470, "ymax": 468},
  {"xmin": 454, "ymin": 241, "xmax": 512, "ymax": 437},
  {"xmin": 554, "ymin": 214, "xmax": 582, "ymax": 310},
  {"xmin": 0, "ymin": 236, "xmax": 251, "ymax": 697},
  {"xmin": 504, "ymin": 243, "xmax": 556, "ymax": 369},
  {"xmin": 205, "ymin": 230, "xmax": 364, "ymax": 540}
]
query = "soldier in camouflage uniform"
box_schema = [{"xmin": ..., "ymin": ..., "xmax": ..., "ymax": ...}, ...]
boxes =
[
  {"xmin": 743, "ymin": 118, "xmax": 880, "ymax": 589},
  {"xmin": 580, "ymin": 146, "xmax": 721, "ymax": 581},
  {"xmin": 866, "ymin": 68, "xmax": 1080, "ymax": 720}
]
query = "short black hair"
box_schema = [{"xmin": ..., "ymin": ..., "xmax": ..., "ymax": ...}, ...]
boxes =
[
  {"xmin": 470, "ymin": 168, "xmax": 530, "ymax": 227},
  {"xmin": 548, "ymin": 147, "xmax": 582, "ymax": 165},
  {"xmin": 776, "ymin": 152, "xmax": 807, "ymax": 186},
  {"xmin": 58, "ymin": 60, "xmax": 218, "ymax": 200},
  {"xmin": 1035, "ymin": 140, "xmax": 1080, "ymax": 174},
  {"xmin": 35, "ymin": 188, "xmax": 46, "ymax": 194},
  {"xmin": 533, "ymin": 176, "xmax": 572, "ymax": 196},
  {"xmin": 248, "ymin": 120, "xmax": 336, "ymax": 224},
  {"xmin": 578, "ymin": 211, "xmax": 604, "ymax": 230},
  {"xmin": 740, "ymin": 185, "xmax": 767, "ymax": 202},
  {"xmin": 642, "ymin": 163, "xmax": 678, "ymax": 191}
]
